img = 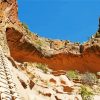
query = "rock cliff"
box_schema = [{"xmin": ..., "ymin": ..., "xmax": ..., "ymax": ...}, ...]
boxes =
[
  {"xmin": 0, "ymin": 0, "xmax": 100, "ymax": 73},
  {"xmin": 0, "ymin": 0, "xmax": 100, "ymax": 100}
]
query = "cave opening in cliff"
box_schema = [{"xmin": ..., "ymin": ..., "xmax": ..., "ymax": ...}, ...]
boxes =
[{"xmin": 5, "ymin": 28, "xmax": 100, "ymax": 73}]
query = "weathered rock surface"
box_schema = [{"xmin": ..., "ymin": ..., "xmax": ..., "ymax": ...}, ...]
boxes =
[
  {"xmin": 0, "ymin": 0, "xmax": 100, "ymax": 73},
  {"xmin": 0, "ymin": 0, "xmax": 100, "ymax": 100},
  {"xmin": 6, "ymin": 27, "xmax": 100, "ymax": 72}
]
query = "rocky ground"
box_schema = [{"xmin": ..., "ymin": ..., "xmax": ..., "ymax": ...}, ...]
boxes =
[
  {"xmin": 10, "ymin": 61, "xmax": 100, "ymax": 100},
  {"xmin": 0, "ymin": 0, "xmax": 100, "ymax": 100}
]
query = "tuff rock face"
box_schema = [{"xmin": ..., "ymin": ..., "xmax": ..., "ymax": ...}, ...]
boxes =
[
  {"xmin": 0, "ymin": 0, "xmax": 18, "ymax": 23},
  {"xmin": 0, "ymin": 0, "xmax": 99, "ymax": 72},
  {"xmin": 0, "ymin": 0, "xmax": 100, "ymax": 100}
]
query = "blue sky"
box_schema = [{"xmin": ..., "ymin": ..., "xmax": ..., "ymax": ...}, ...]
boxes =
[{"xmin": 17, "ymin": 0, "xmax": 100, "ymax": 43}]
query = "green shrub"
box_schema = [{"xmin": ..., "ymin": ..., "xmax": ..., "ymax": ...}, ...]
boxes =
[
  {"xmin": 74, "ymin": 42, "xmax": 80, "ymax": 45},
  {"xmin": 21, "ymin": 22, "xmax": 33, "ymax": 36},
  {"xmin": 35, "ymin": 40, "xmax": 44, "ymax": 46},
  {"xmin": 65, "ymin": 40, "xmax": 70, "ymax": 44},
  {"xmin": 22, "ymin": 22, "xmax": 29, "ymax": 30},
  {"xmin": 36, "ymin": 63, "xmax": 49, "ymax": 73},
  {"xmin": 95, "ymin": 32, "xmax": 100, "ymax": 38},
  {"xmin": 81, "ymin": 72, "xmax": 97, "ymax": 85},
  {"xmin": 80, "ymin": 85, "xmax": 94, "ymax": 100},
  {"xmin": 66, "ymin": 70, "xmax": 79, "ymax": 80}
]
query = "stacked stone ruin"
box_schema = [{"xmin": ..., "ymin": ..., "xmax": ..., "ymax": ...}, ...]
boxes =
[
  {"xmin": 0, "ymin": 50, "xmax": 20, "ymax": 100},
  {"xmin": 0, "ymin": 1, "xmax": 22, "ymax": 99}
]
